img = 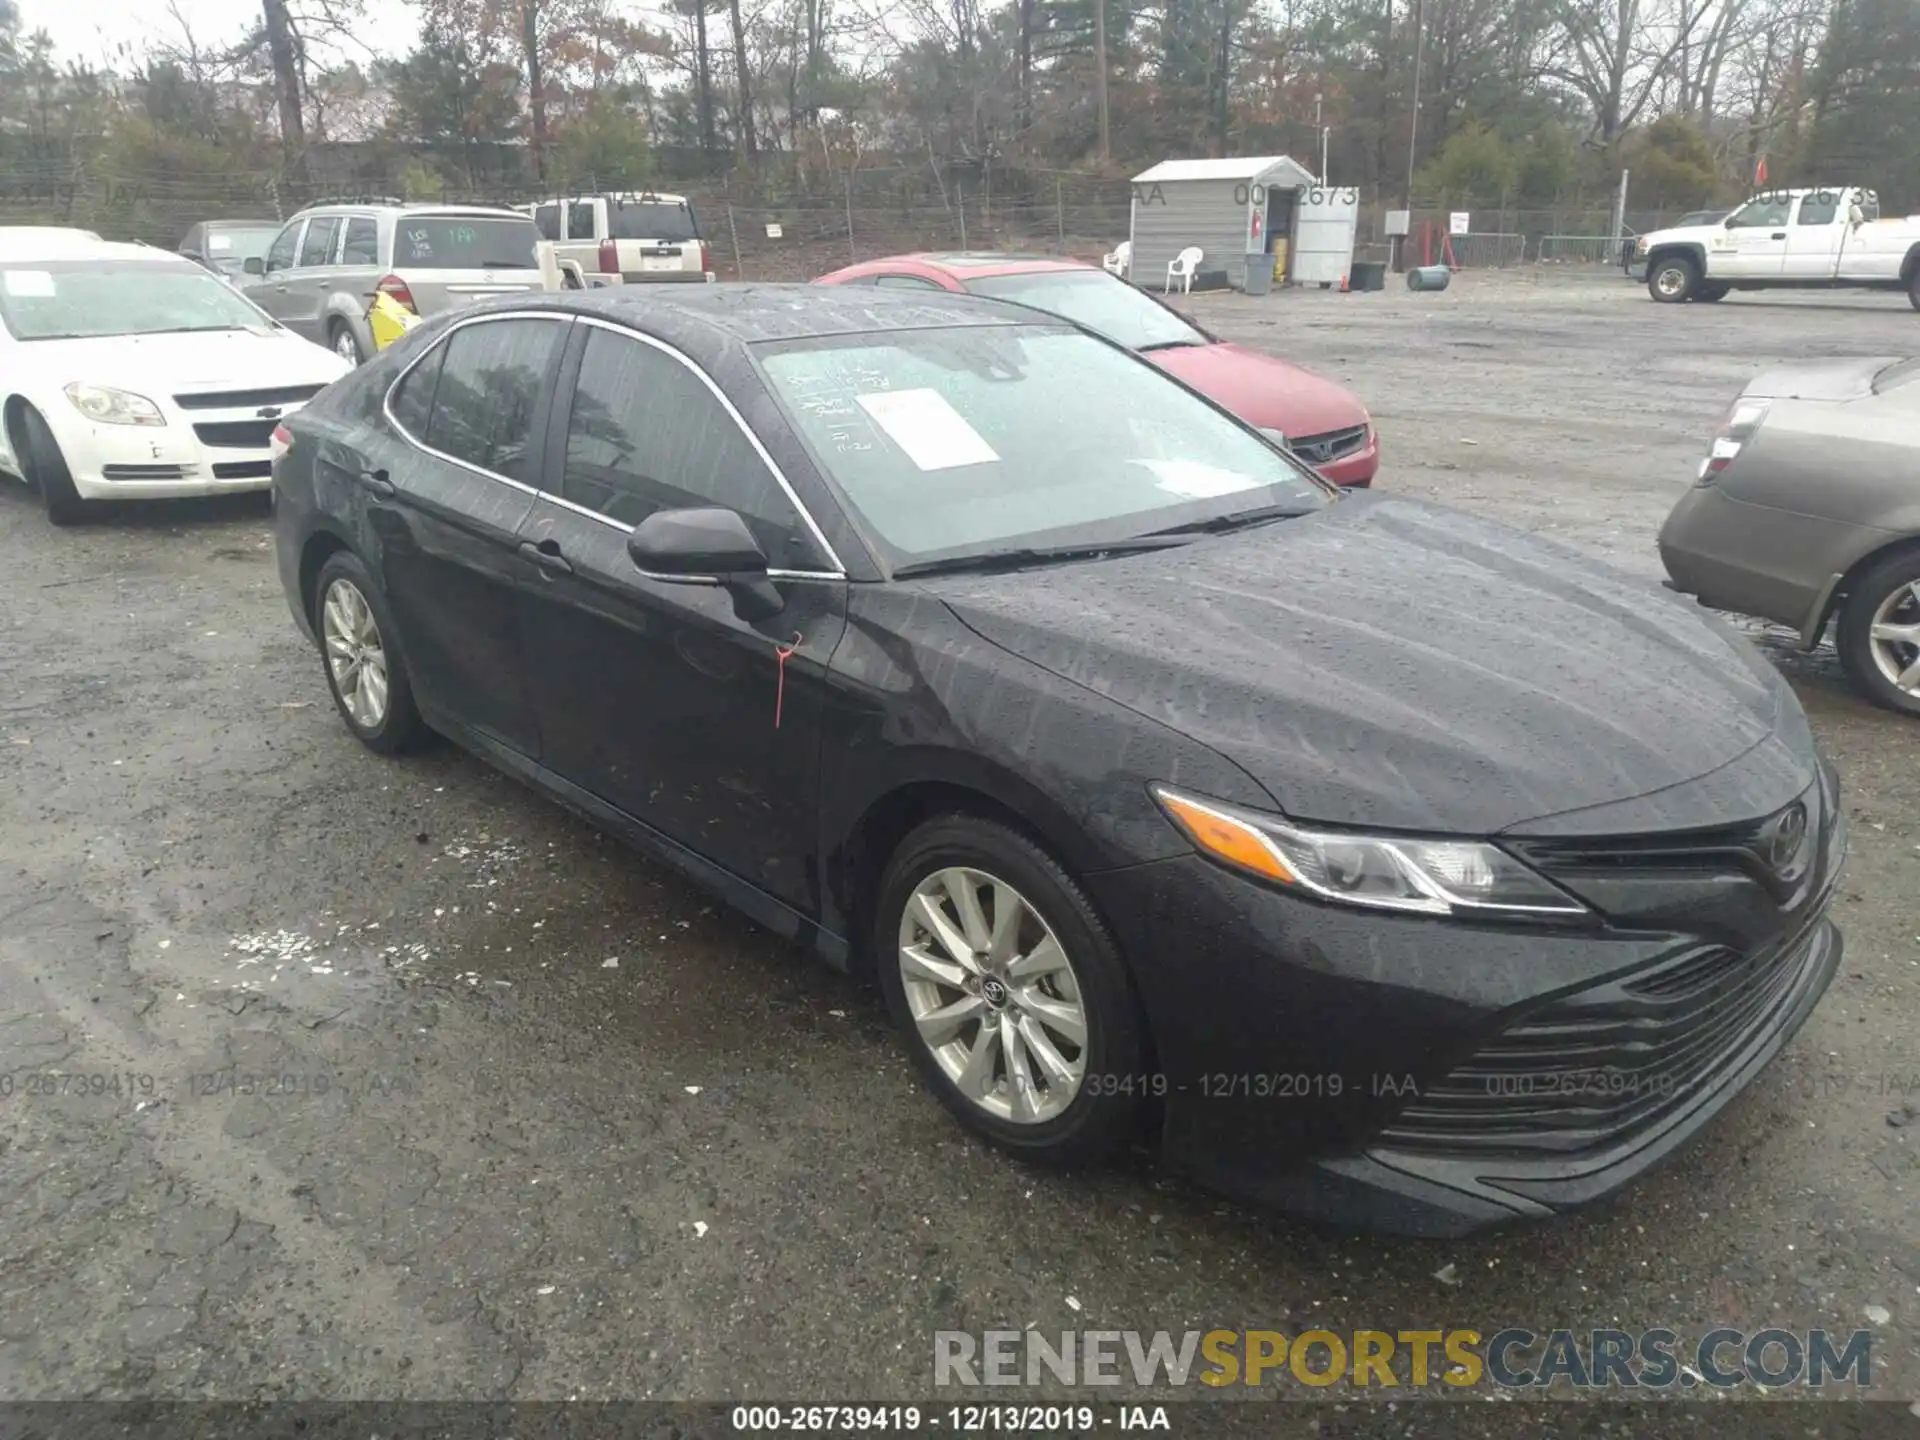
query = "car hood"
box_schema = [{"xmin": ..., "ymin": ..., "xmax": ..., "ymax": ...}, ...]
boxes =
[
  {"xmin": 1742, "ymin": 356, "xmax": 1906, "ymax": 403},
  {"xmin": 1146, "ymin": 342, "xmax": 1368, "ymax": 438},
  {"xmin": 22, "ymin": 327, "xmax": 348, "ymax": 395},
  {"xmin": 917, "ymin": 492, "xmax": 1809, "ymax": 836}
]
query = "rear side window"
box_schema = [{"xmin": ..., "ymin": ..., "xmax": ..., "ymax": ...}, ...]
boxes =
[
  {"xmin": 422, "ymin": 318, "xmax": 564, "ymax": 481},
  {"xmin": 609, "ymin": 201, "xmax": 699, "ymax": 242},
  {"xmin": 389, "ymin": 340, "xmax": 447, "ymax": 436},
  {"xmin": 562, "ymin": 327, "xmax": 821, "ymax": 569},
  {"xmin": 300, "ymin": 217, "xmax": 340, "ymax": 267},
  {"xmin": 533, "ymin": 204, "xmax": 560, "ymax": 241},
  {"xmin": 341, "ymin": 217, "xmax": 380, "ymax": 265},
  {"xmin": 1796, "ymin": 196, "xmax": 1838, "ymax": 226},
  {"xmin": 395, "ymin": 217, "xmax": 540, "ymax": 270},
  {"xmin": 567, "ymin": 202, "xmax": 597, "ymax": 239}
]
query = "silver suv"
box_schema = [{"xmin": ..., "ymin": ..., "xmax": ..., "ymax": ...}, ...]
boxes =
[{"xmin": 241, "ymin": 198, "xmax": 548, "ymax": 364}]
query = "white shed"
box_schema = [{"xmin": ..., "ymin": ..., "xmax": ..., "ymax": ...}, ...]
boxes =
[{"xmin": 1128, "ymin": 155, "xmax": 1355, "ymax": 292}]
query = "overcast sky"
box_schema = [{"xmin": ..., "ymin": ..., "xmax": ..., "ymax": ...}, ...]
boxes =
[{"xmin": 22, "ymin": 0, "xmax": 421, "ymax": 71}]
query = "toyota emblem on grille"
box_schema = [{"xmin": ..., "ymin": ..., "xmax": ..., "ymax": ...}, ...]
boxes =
[{"xmin": 1761, "ymin": 800, "xmax": 1812, "ymax": 883}]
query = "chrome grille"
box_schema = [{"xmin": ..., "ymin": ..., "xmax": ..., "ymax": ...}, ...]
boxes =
[{"xmin": 1289, "ymin": 425, "xmax": 1368, "ymax": 465}]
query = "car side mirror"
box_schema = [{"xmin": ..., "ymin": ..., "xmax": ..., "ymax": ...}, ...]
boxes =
[
  {"xmin": 243, "ymin": 256, "xmax": 265, "ymax": 275},
  {"xmin": 627, "ymin": 506, "xmax": 784, "ymax": 620}
]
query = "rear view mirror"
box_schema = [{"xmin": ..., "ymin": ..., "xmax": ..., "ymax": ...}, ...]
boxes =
[
  {"xmin": 243, "ymin": 256, "xmax": 265, "ymax": 275},
  {"xmin": 628, "ymin": 506, "xmax": 784, "ymax": 620}
]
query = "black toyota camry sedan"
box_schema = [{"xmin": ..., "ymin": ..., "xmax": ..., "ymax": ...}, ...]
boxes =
[{"xmin": 273, "ymin": 285, "xmax": 1844, "ymax": 1237}]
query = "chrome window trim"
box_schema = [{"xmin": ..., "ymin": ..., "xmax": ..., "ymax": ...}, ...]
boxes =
[{"xmin": 381, "ymin": 309, "xmax": 848, "ymax": 582}]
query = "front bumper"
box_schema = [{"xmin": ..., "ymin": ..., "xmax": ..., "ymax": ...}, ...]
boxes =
[
  {"xmin": 1082, "ymin": 795, "xmax": 1844, "ymax": 1237},
  {"xmin": 48, "ymin": 407, "xmax": 286, "ymax": 501},
  {"xmin": 1315, "ymin": 428, "xmax": 1380, "ymax": 487}
]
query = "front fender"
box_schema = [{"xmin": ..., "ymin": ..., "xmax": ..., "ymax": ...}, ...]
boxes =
[{"xmin": 1645, "ymin": 241, "xmax": 1708, "ymax": 277}]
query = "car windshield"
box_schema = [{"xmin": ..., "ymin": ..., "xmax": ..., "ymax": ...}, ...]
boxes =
[
  {"xmin": 757, "ymin": 323, "xmax": 1331, "ymax": 572},
  {"xmin": 961, "ymin": 269, "xmax": 1208, "ymax": 351},
  {"xmin": 0, "ymin": 260, "xmax": 272, "ymax": 341},
  {"xmin": 205, "ymin": 226, "xmax": 279, "ymax": 266},
  {"xmin": 395, "ymin": 216, "xmax": 539, "ymax": 269},
  {"xmin": 609, "ymin": 200, "xmax": 699, "ymax": 242}
]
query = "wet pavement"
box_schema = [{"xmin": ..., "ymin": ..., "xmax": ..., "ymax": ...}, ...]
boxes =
[{"xmin": 1, "ymin": 272, "xmax": 1917, "ymax": 1426}]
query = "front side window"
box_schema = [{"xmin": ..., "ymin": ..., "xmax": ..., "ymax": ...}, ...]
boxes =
[
  {"xmin": 757, "ymin": 324, "xmax": 1329, "ymax": 571},
  {"xmin": 1727, "ymin": 199, "xmax": 1791, "ymax": 229},
  {"xmin": 395, "ymin": 217, "xmax": 540, "ymax": 270},
  {"xmin": 341, "ymin": 217, "xmax": 380, "ymax": 265},
  {"xmin": 563, "ymin": 327, "xmax": 823, "ymax": 569},
  {"xmin": 420, "ymin": 318, "xmax": 564, "ymax": 481},
  {"xmin": 961, "ymin": 269, "xmax": 1208, "ymax": 351},
  {"xmin": 0, "ymin": 260, "xmax": 273, "ymax": 341},
  {"xmin": 299, "ymin": 216, "xmax": 341, "ymax": 267},
  {"xmin": 265, "ymin": 223, "xmax": 302, "ymax": 273}
]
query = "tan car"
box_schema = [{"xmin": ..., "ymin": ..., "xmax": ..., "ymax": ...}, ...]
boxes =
[{"xmin": 1659, "ymin": 356, "xmax": 1920, "ymax": 714}]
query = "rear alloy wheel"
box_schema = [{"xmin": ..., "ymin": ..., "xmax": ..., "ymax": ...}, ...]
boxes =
[
  {"xmin": 1648, "ymin": 255, "xmax": 1699, "ymax": 303},
  {"xmin": 1837, "ymin": 551, "xmax": 1920, "ymax": 716},
  {"xmin": 330, "ymin": 322, "xmax": 364, "ymax": 366},
  {"xmin": 15, "ymin": 406, "xmax": 89, "ymax": 526},
  {"xmin": 314, "ymin": 551, "xmax": 425, "ymax": 752},
  {"xmin": 876, "ymin": 816, "xmax": 1145, "ymax": 1165}
]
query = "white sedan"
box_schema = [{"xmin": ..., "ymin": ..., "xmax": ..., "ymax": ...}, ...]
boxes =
[{"xmin": 0, "ymin": 241, "xmax": 351, "ymax": 524}]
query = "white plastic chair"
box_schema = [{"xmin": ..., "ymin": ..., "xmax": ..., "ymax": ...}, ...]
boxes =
[
  {"xmin": 1167, "ymin": 245, "xmax": 1202, "ymax": 294},
  {"xmin": 1102, "ymin": 240, "xmax": 1131, "ymax": 277}
]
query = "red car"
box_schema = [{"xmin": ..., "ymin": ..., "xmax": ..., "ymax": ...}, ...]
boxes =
[{"xmin": 814, "ymin": 252, "xmax": 1379, "ymax": 486}]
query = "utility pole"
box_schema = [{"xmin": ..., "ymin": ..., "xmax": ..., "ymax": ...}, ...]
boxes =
[
  {"xmin": 1315, "ymin": 93, "xmax": 1325, "ymax": 181},
  {"xmin": 1610, "ymin": 167, "xmax": 1630, "ymax": 265},
  {"xmin": 1094, "ymin": 0, "xmax": 1111, "ymax": 162},
  {"xmin": 1403, "ymin": 0, "xmax": 1424, "ymax": 211}
]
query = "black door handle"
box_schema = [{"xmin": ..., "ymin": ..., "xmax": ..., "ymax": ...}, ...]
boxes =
[
  {"xmin": 518, "ymin": 539, "xmax": 573, "ymax": 576},
  {"xmin": 354, "ymin": 467, "xmax": 394, "ymax": 498},
  {"xmin": 1771, "ymin": 231, "xmax": 1786, "ymax": 239}
]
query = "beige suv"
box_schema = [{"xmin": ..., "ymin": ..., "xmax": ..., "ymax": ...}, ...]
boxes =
[{"xmin": 241, "ymin": 199, "xmax": 549, "ymax": 363}]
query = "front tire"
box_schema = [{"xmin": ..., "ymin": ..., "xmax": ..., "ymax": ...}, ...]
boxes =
[
  {"xmin": 1695, "ymin": 284, "xmax": 1730, "ymax": 302},
  {"xmin": 313, "ymin": 551, "xmax": 426, "ymax": 752},
  {"xmin": 1836, "ymin": 549, "xmax": 1920, "ymax": 716},
  {"xmin": 15, "ymin": 406, "xmax": 89, "ymax": 526},
  {"xmin": 1907, "ymin": 268, "xmax": 1920, "ymax": 312},
  {"xmin": 1648, "ymin": 255, "xmax": 1699, "ymax": 303},
  {"xmin": 874, "ymin": 816, "xmax": 1145, "ymax": 1166}
]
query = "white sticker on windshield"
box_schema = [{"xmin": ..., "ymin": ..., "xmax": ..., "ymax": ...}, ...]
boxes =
[
  {"xmin": 1140, "ymin": 459, "xmax": 1262, "ymax": 499},
  {"xmin": 854, "ymin": 388, "xmax": 999, "ymax": 471},
  {"xmin": 208, "ymin": 234, "xmax": 233, "ymax": 252},
  {"xmin": 3, "ymin": 270, "xmax": 55, "ymax": 297}
]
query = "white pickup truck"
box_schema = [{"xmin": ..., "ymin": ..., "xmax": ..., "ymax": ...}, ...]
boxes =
[{"xmin": 1637, "ymin": 186, "xmax": 1920, "ymax": 308}]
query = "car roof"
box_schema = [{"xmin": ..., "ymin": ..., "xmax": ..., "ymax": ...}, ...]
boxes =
[
  {"xmin": 842, "ymin": 252, "xmax": 1097, "ymax": 280},
  {"xmin": 203, "ymin": 218, "xmax": 281, "ymax": 228},
  {"xmin": 0, "ymin": 237, "xmax": 184, "ymax": 265},
  {"xmin": 478, "ymin": 282, "xmax": 1057, "ymax": 349}
]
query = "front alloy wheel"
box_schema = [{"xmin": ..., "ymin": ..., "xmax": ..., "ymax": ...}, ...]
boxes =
[
  {"xmin": 876, "ymin": 816, "xmax": 1145, "ymax": 1164},
  {"xmin": 898, "ymin": 866, "xmax": 1088, "ymax": 1124}
]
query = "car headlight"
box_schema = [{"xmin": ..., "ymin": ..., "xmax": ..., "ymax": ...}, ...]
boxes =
[
  {"xmin": 64, "ymin": 383, "xmax": 165, "ymax": 427},
  {"xmin": 1151, "ymin": 785, "xmax": 1588, "ymax": 919}
]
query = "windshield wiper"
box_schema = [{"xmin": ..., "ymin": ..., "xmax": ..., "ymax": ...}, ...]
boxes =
[
  {"xmin": 1140, "ymin": 502, "xmax": 1317, "ymax": 539},
  {"xmin": 892, "ymin": 534, "xmax": 1193, "ymax": 578},
  {"xmin": 1136, "ymin": 338, "xmax": 1209, "ymax": 352}
]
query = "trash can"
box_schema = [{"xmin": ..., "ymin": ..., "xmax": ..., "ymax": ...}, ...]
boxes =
[
  {"xmin": 1406, "ymin": 265, "xmax": 1452, "ymax": 292},
  {"xmin": 1242, "ymin": 253, "xmax": 1273, "ymax": 296},
  {"xmin": 1349, "ymin": 261, "xmax": 1387, "ymax": 292}
]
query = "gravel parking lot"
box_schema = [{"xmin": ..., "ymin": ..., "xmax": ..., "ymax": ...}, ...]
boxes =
[{"xmin": 2, "ymin": 271, "xmax": 1916, "ymax": 1426}]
